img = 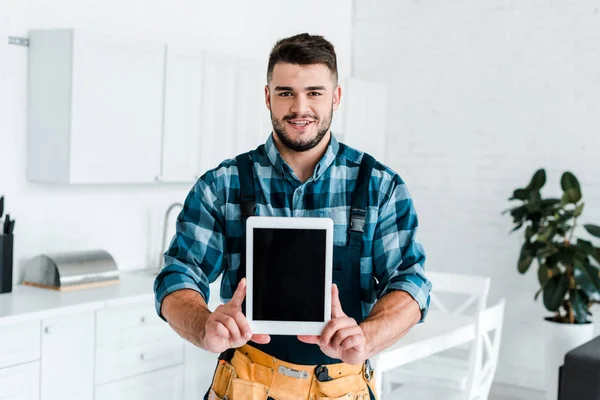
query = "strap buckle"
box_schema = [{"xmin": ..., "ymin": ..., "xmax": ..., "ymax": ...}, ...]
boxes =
[
  {"xmin": 363, "ymin": 359, "xmax": 374, "ymax": 382},
  {"xmin": 240, "ymin": 195, "xmax": 256, "ymax": 217},
  {"xmin": 349, "ymin": 209, "xmax": 366, "ymax": 233},
  {"xmin": 278, "ymin": 365, "xmax": 309, "ymax": 380}
]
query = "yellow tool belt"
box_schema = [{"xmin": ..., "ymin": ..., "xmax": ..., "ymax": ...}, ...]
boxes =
[{"xmin": 208, "ymin": 344, "xmax": 377, "ymax": 400}]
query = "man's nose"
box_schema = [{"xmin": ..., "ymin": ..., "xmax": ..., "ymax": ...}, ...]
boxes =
[{"xmin": 290, "ymin": 94, "xmax": 309, "ymax": 114}]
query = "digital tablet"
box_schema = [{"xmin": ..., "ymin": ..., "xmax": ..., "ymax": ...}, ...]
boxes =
[{"xmin": 245, "ymin": 216, "xmax": 333, "ymax": 335}]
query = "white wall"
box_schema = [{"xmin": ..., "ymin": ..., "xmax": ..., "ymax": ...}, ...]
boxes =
[
  {"xmin": 0, "ymin": 0, "xmax": 352, "ymax": 281},
  {"xmin": 353, "ymin": 0, "xmax": 600, "ymax": 390}
]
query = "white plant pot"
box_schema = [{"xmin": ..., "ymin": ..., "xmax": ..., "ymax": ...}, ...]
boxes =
[{"xmin": 543, "ymin": 318, "xmax": 595, "ymax": 400}]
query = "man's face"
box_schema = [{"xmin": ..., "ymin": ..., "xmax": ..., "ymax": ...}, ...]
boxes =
[{"xmin": 265, "ymin": 62, "xmax": 341, "ymax": 152}]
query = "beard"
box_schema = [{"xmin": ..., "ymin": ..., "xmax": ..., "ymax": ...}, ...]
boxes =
[{"xmin": 270, "ymin": 106, "xmax": 333, "ymax": 152}]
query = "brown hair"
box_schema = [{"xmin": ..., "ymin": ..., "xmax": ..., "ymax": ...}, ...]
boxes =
[{"xmin": 267, "ymin": 33, "xmax": 338, "ymax": 84}]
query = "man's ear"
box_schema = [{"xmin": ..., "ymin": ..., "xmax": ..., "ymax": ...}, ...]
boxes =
[
  {"xmin": 265, "ymin": 85, "xmax": 271, "ymax": 110},
  {"xmin": 332, "ymin": 84, "xmax": 342, "ymax": 112}
]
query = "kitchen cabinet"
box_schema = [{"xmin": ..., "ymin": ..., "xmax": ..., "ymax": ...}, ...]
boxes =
[
  {"xmin": 199, "ymin": 52, "xmax": 239, "ymax": 174},
  {"xmin": 236, "ymin": 59, "xmax": 272, "ymax": 154},
  {"xmin": 0, "ymin": 321, "xmax": 40, "ymax": 369},
  {"xmin": 160, "ymin": 47, "xmax": 205, "ymax": 183},
  {"xmin": 27, "ymin": 29, "xmax": 165, "ymax": 184},
  {"xmin": 40, "ymin": 311, "xmax": 95, "ymax": 400},
  {"xmin": 341, "ymin": 78, "xmax": 388, "ymax": 161},
  {"xmin": 95, "ymin": 365, "xmax": 184, "ymax": 400},
  {"xmin": 0, "ymin": 362, "xmax": 40, "ymax": 400},
  {"xmin": 95, "ymin": 303, "xmax": 184, "ymax": 385}
]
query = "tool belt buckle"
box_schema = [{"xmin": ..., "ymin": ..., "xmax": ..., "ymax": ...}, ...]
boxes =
[{"xmin": 363, "ymin": 359, "xmax": 374, "ymax": 382}]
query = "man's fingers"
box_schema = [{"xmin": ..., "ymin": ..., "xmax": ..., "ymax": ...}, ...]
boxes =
[
  {"xmin": 251, "ymin": 334, "xmax": 271, "ymax": 344},
  {"xmin": 331, "ymin": 284, "xmax": 345, "ymax": 318},
  {"xmin": 229, "ymin": 278, "xmax": 247, "ymax": 307},
  {"xmin": 297, "ymin": 335, "xmax": 321, "ymax": 345},
  {"xmin": 320, "ymin": 317, "xmax": 357, "ymax": 347},
  {"xmin": 339, "ymin": 333, "xmax": 365, "ymax": 351},
  {"xmin": 213, "ymin": 313, "xmax": 243, "ymax": 343},
  {"xmin": 206, "ymin": 321, "xmax": 230, "ymax": 339},
  {"xmin": 330, "ymin": 325, "xmax": 363, "ymax": 349},
  {"xmin": 230, "ymin": 310, "xmax": 252, "ymax": 340}
]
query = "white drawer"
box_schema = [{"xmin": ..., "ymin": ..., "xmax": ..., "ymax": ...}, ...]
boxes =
[
  {"xmin": 95, "ymin": 365, "xmax": 184, "ymax": 400},
  {"xmin": 96, "ymin": 304, "xmax": 177, "ymax": 348},
  {"xmin": 95, "ymin": 337, "xmax": 184, "ymax": 385},
  {"xmin": 0, "ymin": 321, "xmax": 41, "ymax": 369},
  {"xmin": 0, "ymin": 362, "xmax": 40, "ymax": 400}
]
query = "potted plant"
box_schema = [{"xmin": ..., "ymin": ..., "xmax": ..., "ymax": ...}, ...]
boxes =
[{"xmin": 504, "ymin": 168, "xmax": 600, "ymax": 400}]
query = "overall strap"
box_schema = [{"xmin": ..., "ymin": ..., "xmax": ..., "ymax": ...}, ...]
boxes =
[
  {"xmin": 235, "ymin": 152, "xmax": 256, "ymax": 218},
  {"xmin": 348, "ymin": 153, "xmax": 376, "ymax": 248}
]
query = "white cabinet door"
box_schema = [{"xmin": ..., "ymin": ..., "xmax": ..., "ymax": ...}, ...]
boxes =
[
  {"xmin": 160, "ymin": 46, "xmax": 205, "ymax": 183},
  {"xmin": 27, "ymin": 29, "xmax": 165, "ymax": 184},
  {"xmin": 0, "ymin": 321, "xmax": 41, "ymax": 369},
  {"xmin": 342, "ymin": 78, "xmax": 388, "ymax": 162},
  {"xmin": 0, "ymin": 362, "xmax": 40, "ymax": 400},
  {"xmin": 40, "ymin": 312, "xmax": 94, "ymax": 400},
  {"xmin": 69, "ymin": 32, "xmax": 165, "ymax": 183},
  {"xmin": 236, "ymin": 59, "xmax": 271, "ymax": 154},
  {"xmin": 95, "ymin": 365, "xmax": 184, "ymax": 400},
  {"xmin": 199, "ymin": 53, "xmax": 239, "ymax": 174}
]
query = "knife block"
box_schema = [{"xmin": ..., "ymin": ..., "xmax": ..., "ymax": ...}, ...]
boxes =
[{"xmin": 0, "ymin": 234, "xmax": 13, "ymax": 294}]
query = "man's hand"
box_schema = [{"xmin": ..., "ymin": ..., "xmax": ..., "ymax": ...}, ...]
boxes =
[
  {"xmin": 202, "ymin": 278, "xmax": 270, "ymax": 353},
  {"xmin": 298, "ymin": 284, "xmax": 367, "ymax": 365}
]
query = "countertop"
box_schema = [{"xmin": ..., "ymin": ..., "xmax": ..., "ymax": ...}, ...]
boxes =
[{"xmin": 0, "ymin": 270, "xmax": 220, "ymax": 327}]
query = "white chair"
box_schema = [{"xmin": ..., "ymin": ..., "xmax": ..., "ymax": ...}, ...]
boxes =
[
  {"xmin": 388, "ymin": 299, "xmax": 506, "ymax": 400},
  {"xmin": 381, "ymin": 271, "xmax": 491, "ymax": 395}
]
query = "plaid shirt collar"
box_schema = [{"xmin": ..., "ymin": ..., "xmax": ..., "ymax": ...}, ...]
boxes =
[{"xmin": 264, "ymin": 132, "xmax": 341, "ymax": 182}]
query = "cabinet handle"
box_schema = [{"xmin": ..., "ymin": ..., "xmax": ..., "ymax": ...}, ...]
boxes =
[
  {"xmin": 44, "ymin": 327, "xmax": 50, "ymax": 334},
  {"xmin": 140, "ymin": 316, "xmax": 146, "ymax": 323},
  {"xmin": 140, "ymin": 353, "xmax": 147, "ymax": 360}
]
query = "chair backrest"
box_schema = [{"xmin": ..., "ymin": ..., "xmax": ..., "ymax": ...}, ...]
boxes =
[
  {"xmin": 426, "ymin": 271, "xmax": 491, "ymax": 316},
  {"xmin": 464, "ymin": 299, "xmax": 506, "ymax": 400}
]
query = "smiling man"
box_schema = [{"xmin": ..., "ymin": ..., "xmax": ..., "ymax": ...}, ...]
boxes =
[{"xmin": 154, "ymin": 33, "xmax": 432, "ymax": 400}]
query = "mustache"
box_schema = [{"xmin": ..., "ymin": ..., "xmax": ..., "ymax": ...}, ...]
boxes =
[{"xmin": 283, "ymin": 113, "xmax": 319, "ymax": 121}]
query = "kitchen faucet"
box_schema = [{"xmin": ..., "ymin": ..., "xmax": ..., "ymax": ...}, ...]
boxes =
[{"xmin": 157, "ymin": 202, "xmax": 183, "ymax": 273}]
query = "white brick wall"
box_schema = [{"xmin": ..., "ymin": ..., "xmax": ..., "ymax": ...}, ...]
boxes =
[{"xmin": 352, "ymin": 0, "xmax": 600, "ymax": 390}]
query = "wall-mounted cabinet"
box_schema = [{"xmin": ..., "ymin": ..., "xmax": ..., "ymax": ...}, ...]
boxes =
[
  {"xmin": 159, "ymin": 46, "xmax": 205, "ymax": 183},
  {"xmin": 27, "ymin": 29, "xmax": 165, "ymax": 184},
  {"xmin": 27, "ymin": 30, "xmax": 384, "ymax": 185}
]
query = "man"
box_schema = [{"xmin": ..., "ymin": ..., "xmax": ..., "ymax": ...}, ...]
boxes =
[{"xmin": 154, "ymin": 33, "xmax": 431, "ymax": 400}]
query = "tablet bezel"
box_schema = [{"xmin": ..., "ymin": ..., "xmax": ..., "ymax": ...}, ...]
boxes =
[{"xmin": 245, "ymin": 216, "xmax": 333, "ymax": 335}]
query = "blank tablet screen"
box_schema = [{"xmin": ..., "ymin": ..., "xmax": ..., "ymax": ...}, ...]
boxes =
[{"xmin": 252, "ymin": 228, "xmax": 326, "ymax": 322}]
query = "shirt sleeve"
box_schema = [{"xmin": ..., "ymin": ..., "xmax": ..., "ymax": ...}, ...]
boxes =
[
  {"xmin": 372, "ymin": 174, "xmax": 432, "ymax": 323},
  {"xmin": 153, "ymin": 170, "xmax": 227, "ymax": 321}
]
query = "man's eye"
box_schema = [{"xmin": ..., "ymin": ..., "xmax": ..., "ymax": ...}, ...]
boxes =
[
  {"xmin": 279, "ymin": 92, "xmax": 293, "ymax": 97},
  {"xmin": 309, "ymin": 92, "xmax": 322, "ymax": 96}
]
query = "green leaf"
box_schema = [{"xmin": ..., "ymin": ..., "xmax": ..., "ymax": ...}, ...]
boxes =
[
  {"xmin": 518, "ymin": 242, "xmax": 534, "ymax": 273},
  {"xmin": 561, "ymin": 172, "xmax": 582, "ymax": 204},
  {"xmin": 510, "ymin": 189, "xmax": 529, "ymax": 201},
  {"xmin": 576, "ymin": 239, "xmax": 595, "ymax": 256},
  {"xmin": 535, "ymin": 287, "xmax": 543, "ymax": 301},
  {"xmin": 570, "ymin": 289, "xmax": 590, "ymax": 324},
  {"xmin": 509, "ymin": 205, "xmax": 528, "ymax": 222},
  {"xmin": 528, "ymin": 169, "xmax": 546, "ymax": 191},
  {"xmin": 543, "ymin": 274, "xmax": 569, "ymax": 312},
  {"xmin": 584, "ymin": 224, "xmax": 600, "ymax": 238},
  {"xmin": 538, "ymin": 264, "xmax": 559, "ymax": 287},
  {"xmin": 540, "ymin": 199, "xmax": 561, "ymax": 208},
  {"xmin": 511, "ymin": 222, "xmax": 524, "ymax": 232},
  {"xmin": 574, "ymin": 203, "xmax": 585, "ymax": 217},
  {"xmin": 558, "ymin": 245, "xmax": 576, "ymax": 266},
  {"xmin": 574, "ymin": 260, "xmax": 600, "ymax": 297}
]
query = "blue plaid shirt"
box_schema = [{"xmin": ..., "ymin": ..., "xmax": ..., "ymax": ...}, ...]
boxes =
[{"xmin": 154, "ymin": 134, "xmax": 431, "ymax": 322}]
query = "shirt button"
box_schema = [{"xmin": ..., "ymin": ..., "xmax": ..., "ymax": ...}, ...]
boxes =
[{"xmin": 296, "ymin": 189, "xmax": 302, "ymax": 195}]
